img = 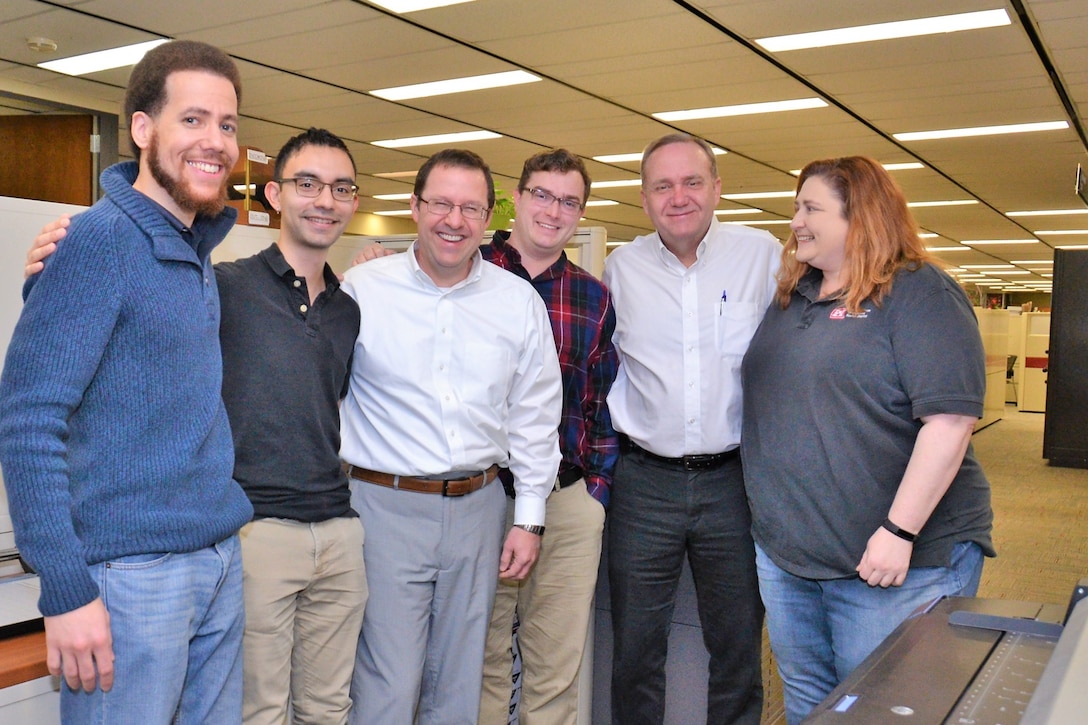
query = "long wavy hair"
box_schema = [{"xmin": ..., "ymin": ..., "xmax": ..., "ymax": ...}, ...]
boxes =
[{"xmin": 776, "ymin": 156, "xmax": 934, "ymax": 312}]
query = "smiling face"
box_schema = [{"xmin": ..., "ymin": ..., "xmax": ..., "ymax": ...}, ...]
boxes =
[
  {"xmin": 411, "ymin": 163, "xmax": 491, "ymax": 287},
  {"xmin": 267, "ymin": 144, "xmax": 358, "ymax": 252},
  {"xmin": 791, "ymin": 175, "xmax": 850, "ymax": 282},
  {"xmin": 130, "ymin": 70, "xmax": 239, "ymax": 225},
  {"xmin": 510, "ymin": 170, "xmax": 585, "ymax": 263},
  {"xmin": 640, "ymin": 140, "xmax": 722, "ymax": 253}
]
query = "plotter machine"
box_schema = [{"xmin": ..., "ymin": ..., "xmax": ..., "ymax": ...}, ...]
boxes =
[{"xmin": 805, "ymin": 579, "xmax": 1088, "ymax": 724}]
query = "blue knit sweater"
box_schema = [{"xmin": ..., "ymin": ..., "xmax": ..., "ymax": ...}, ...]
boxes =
[{"xmin": 0, "ymin": 162, "xmax": 253, "ymax": 616}]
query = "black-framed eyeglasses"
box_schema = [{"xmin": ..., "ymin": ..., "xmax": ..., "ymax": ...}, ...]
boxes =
[
  {"xmin": 417, "ymin": 196, "xmax": 490, "ymax": 221},
  {"xmin": 276, "ymin": 176, "xmax": 358, "ymax": 202},
  {"xmin": 524, "ymin": 187, "xmax": 584, "ymax": 214}
]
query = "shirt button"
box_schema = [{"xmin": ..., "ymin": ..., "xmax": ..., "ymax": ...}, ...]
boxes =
[
  {"xmin": 293, "ymin": 280, "xmax": 301, "ymax": 288},
  {"xmin": 300, "ymin": 304, "xmax": 308, "ymax": 313},
  {"xmin": 688, "ymin": 418, "xmax": 695, "ymax": 424}
]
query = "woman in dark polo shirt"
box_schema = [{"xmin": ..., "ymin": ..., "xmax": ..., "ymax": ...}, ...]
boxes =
[{"xmin": 741, "ymin": 156, "xmax": 995, "ymax": 725}]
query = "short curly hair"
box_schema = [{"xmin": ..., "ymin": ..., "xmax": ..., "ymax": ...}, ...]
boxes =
[{"xmin": 123, "ymin": 40, "xmax": 241, "ymax": 159}]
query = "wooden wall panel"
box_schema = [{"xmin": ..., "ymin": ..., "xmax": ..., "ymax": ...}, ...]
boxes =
[{"xmin": 0, "ymin": 115, "xmax": 93, "ymax": 206}]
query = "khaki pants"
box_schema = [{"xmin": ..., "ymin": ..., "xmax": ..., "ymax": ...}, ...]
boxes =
[
  {"xmin": 239, "ymin": 516, "xmax": 368, "ymax": 725},
  {"xmin": 480, "ymin": 482, "xmax": 606, "ymax": 725}
]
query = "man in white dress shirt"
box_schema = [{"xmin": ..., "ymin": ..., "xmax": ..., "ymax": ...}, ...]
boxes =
[
  {"xmin": 603, "ymin": 133, "xmax": 781, "ymax": 724},
  {"xmin": 338, "ymin": 148, "xmax": 562, "ymax": 725}
]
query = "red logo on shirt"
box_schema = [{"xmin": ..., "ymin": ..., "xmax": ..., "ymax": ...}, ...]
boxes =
[{"xmin": 829, "ymin": 307, "xmax": 847, "ymax": 320}]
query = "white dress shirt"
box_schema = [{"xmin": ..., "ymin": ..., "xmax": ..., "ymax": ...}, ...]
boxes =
[
  {"xmin": 339, "ymin": 244, "xmax": 562, "ymax": 526},
  {"xmin": 603, "ymin": 219, "xmax": 781, "ymax": 457}
]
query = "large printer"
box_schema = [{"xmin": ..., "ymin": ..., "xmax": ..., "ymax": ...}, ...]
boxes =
[{"xmin": 805, "ymin": 580, "xmax": 1088, "ymax": 724}]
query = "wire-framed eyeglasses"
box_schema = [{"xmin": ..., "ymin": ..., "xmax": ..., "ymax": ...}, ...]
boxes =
[{"xmin": 277, "ymin": 176, "xmax": 358, "ymax": 202}]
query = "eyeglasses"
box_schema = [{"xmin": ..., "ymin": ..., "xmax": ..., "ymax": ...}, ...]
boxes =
[
  {"xmin": 524, "ymin": 187, "xmax": 584, "ymax": 214},
  {"xmin": 276, "ymin": 176, "xmax": 358, "ymax": 202},
  {"xmin": 417, "ymin": 197, "xmax": 490, "ymax": 221}
]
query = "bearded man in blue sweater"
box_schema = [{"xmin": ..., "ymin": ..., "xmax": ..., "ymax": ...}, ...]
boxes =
[{"xmin": 0, "ymin": 40, "xmax": 253, "ymax": 723}]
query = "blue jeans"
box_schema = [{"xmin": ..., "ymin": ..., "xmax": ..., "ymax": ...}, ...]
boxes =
[
  {"xmin": 755, "ymin": 540, "xmax": 984, "ymax": 725},
  {"xmin": 62, "ymin": 536, "xmax": 245, "ymax": 724},
  {"xmin": 608, "ymin": 452, "xmax": 763, "ymax": 725}
]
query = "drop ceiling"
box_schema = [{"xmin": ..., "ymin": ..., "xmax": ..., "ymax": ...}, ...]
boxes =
[{"xmin": 1, "ymin": 0, "xmax": 1086, "ymax": 292}]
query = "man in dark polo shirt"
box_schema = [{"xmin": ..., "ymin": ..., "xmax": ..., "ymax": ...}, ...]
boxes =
[
  {"xmin": 27, "ymin": 127, "xmax": 367, "ymax": 725},
  {"xmin": 216, "ymin": 127, "xmax": 366, "ymax": 725}
]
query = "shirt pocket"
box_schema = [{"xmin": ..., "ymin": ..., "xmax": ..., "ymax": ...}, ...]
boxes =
[
  {"xmin": 458, "ymin": 343, "xmax": 514, "ymax": 409},
  {"xmin": 715, "ymin": 302, "xmax": 761, "ymax": 357}
]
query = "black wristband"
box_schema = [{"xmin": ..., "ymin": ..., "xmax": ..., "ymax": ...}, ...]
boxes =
[{"xmin": 882, "ymin": 518, "xmax": 917, "ymax": 542}]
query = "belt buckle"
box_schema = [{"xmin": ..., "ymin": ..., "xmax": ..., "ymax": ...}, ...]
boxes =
[
  {"xmin": 683, "ymin": 455, "xmax": 713, "ymax": 471},
  {"xmin": 441, "ymin": 473, "xmax": 476, "ymax": 497}
]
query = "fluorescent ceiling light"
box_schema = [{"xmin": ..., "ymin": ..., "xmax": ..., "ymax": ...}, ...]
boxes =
[
  {"xmin": 374, "ymin": 170, "xmax": 418, "ymax": 179},
  {"xmin": 991, "ymin": 270, "xmax": 1032, "ymax": 275},
  {"xmin": 926, "ymin": 246, "xmax": 970, "ymax": 251},
  {"xmin": 894, "ymin": 121, "xmax": 1068, "ymax": 142},
  {"xmin": 962, "ymin": 264, "xmax": 1014, "ymax": 269},
  {"xmin": 1056, "ymin": 244, "xmax": 1088, "ymax": 250},
  {"xmin": 1007, "ymin": 209, "xmax": 1088, "ymax": 217},
  {"xmin": 374, "ymin": 209, "xmax": 414, "ymax": 216},
  {"xmin": 722, "ymin": 191, "xmax": 795, "ymax": 200},
  {"xmin": 369, "ymin": 0, "xmax": 475, "ymax": 12},
  {"xmin": 716, "ymin": 209, "xmax": 762, "ymax": 216},
  {"xmin": 38, "ymin": 39, "xmax": 169, "ymax": 76},
  {"xmin": 1011, "ymin": 260, "xmax": 1053, "ymax": 265},
  {"xmin": 373, "ymin": 193, "xmax": 412, "ymax": 201},
  {"xmin": 654, "ymin": 98, "xmax": 827, "ymax": 122},
  {"xmin": 591, "ymin": 179, "xmax": 641, "ymax": 189},
  {"xmin": 755, "ymin": 9, "xmax": 1010, "ymax": 52},
  {"xmin": 372, "ymin": 130, "xmax": 501, "ymax": 148},
  {"xmin": 370, "ymin": 70, "xmax": 540, "ymax": 101},
  {"xmin": 1034, "ymin": 229, "xmax": 1088, "ymax": 235},
  {"xmin": 962, "ymin": 239, "xmax": 1038, "ymax": 246},
  {"xmin": 584, "ymin": 200, "xmax": 619, "ymax": 207},
  {"xmin": 593, "ymin": 152, "xmax": 644, "ymax": 164},
  {"xmin": 918, "ymin": 233, "xmax": 939, "ymax": 238},
  {"xmin": 594, "ymin": 148, "xmax": 727, "ymax": 164},
  {"xmin": 908, "ymin": 200, "xmax": 977, "ymax": 208},
  {"xmin": 790, "ymin": 161, "xmax": 924, "ymax": 175}
]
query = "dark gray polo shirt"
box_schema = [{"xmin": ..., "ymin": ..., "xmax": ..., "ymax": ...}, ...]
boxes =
[
  {"xmin": 216, "ymin": 243, "xmax": 360, "ymax": 521},
  {"xmin": 741, "ymin": 264, "xmax": 995, "ymax": 579}
]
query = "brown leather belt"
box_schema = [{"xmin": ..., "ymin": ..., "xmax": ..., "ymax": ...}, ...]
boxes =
[{"xmin": 347, "ymin": 464, "xmax": 499, "ymax": 497}]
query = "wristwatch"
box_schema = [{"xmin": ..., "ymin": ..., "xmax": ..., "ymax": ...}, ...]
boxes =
[{"xmin": 513, "ymin": 523, "xmax": 545, "ymax": 537}]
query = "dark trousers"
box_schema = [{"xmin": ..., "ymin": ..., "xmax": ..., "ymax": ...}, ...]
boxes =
[{"xmin": 608, "ymin": 451, "xmax": 763, "ymax": 725}]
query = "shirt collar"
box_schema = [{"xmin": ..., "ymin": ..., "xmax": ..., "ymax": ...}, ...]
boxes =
[
  {"xmin": 653, "ymin": 217, "xmax": 716, "ymax": 270},
  {"xmin": 407, "ymin": 240, "xmax": 485, "ymax": 291},
  {"xmin": 260, "ymin": 242, "xmax": 342, "ymax": 293},
  {"xmin": 490, "ymin": 230, "xmax": 567, "ymax": 281}
]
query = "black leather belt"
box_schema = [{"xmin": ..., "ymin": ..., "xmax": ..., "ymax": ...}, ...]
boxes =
[{"xmin": 619, "ymin": 435, "xmax": 738, "ymax": 471}]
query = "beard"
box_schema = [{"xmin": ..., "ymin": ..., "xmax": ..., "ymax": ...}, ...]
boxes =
[{"xmin": 146, "ymin": 132, "xmax": 231, "ymax": 218}]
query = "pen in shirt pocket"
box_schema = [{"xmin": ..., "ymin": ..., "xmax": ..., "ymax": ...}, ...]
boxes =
[{"xmin": 719, "ymin": 290, "xmax": 727, "ymax": 315}]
